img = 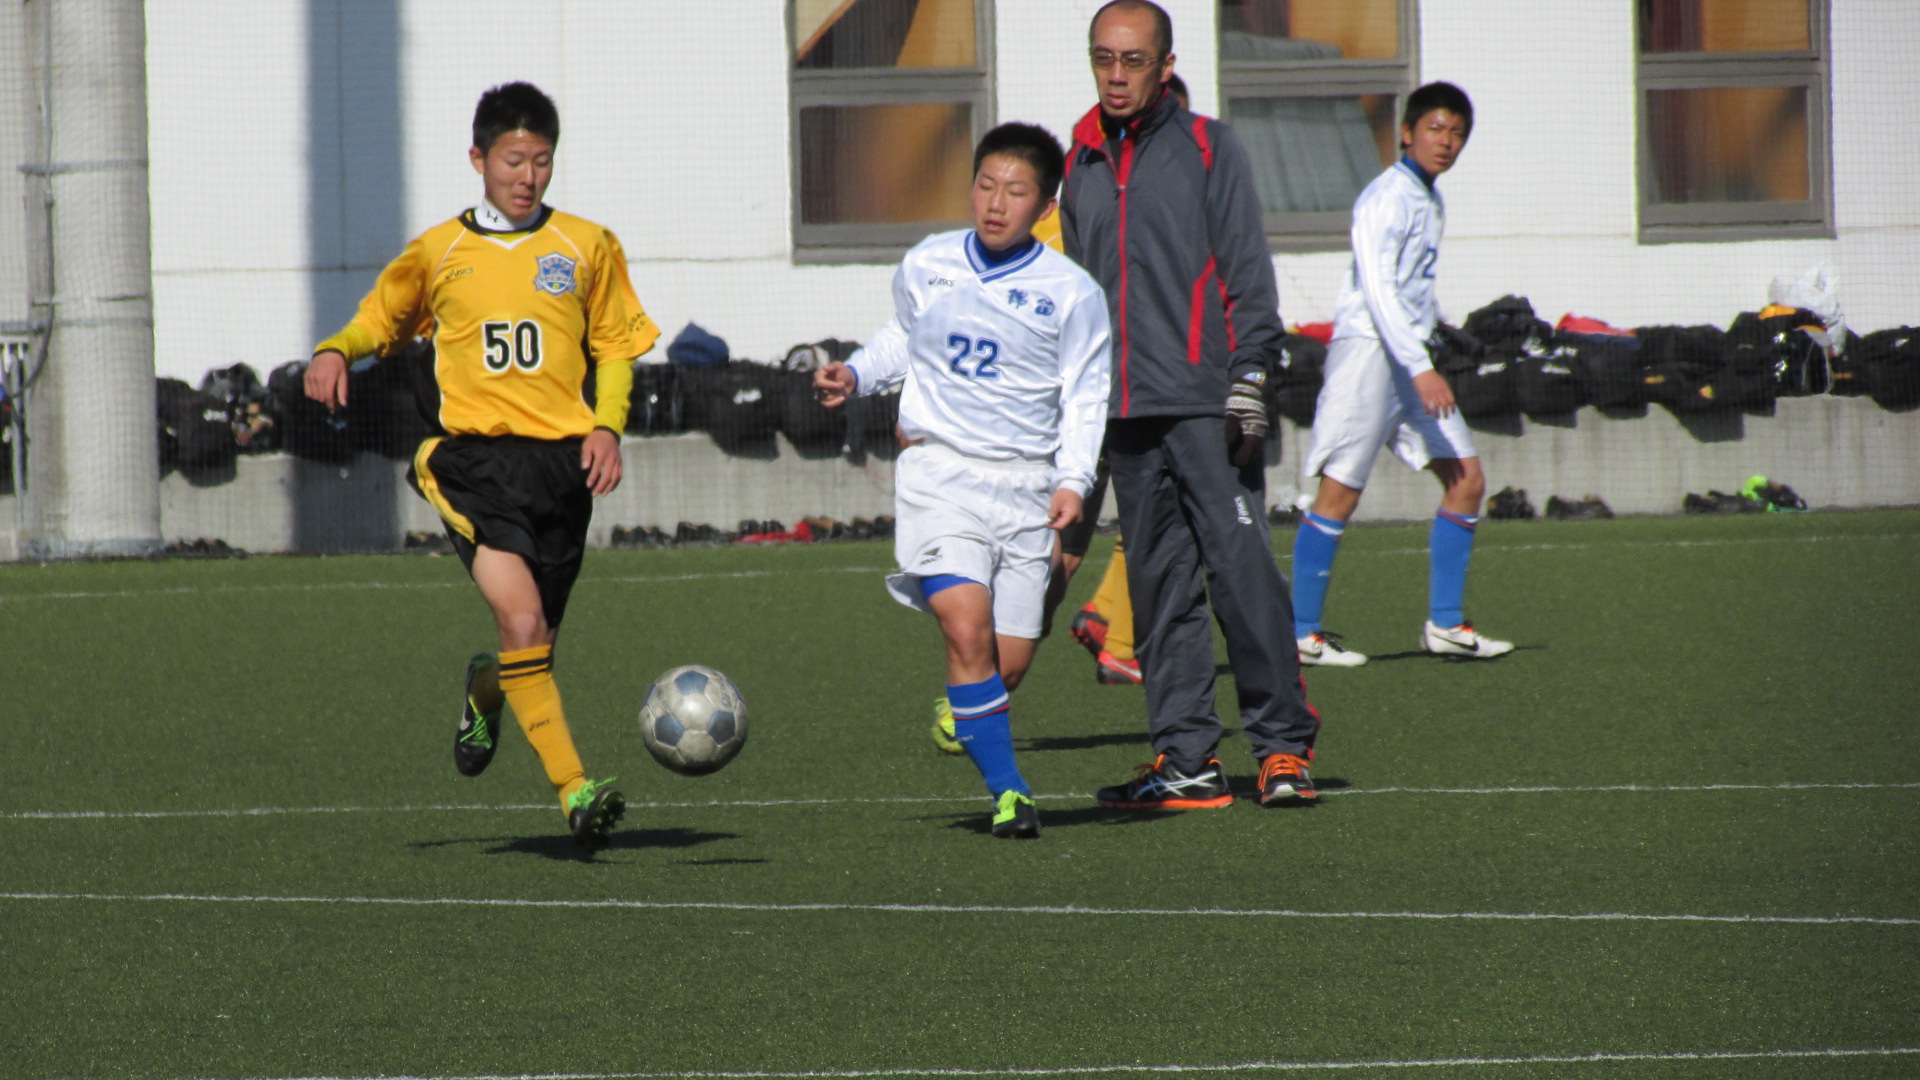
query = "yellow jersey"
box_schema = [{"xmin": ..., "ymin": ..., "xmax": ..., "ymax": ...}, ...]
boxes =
[
  {"xmin": 1032, "ymin": 206, "xmax": 1064, "ymax": 253},
  {"xmin": 315, "ymin": 206, "xmax": 659, "ymax": 440}
]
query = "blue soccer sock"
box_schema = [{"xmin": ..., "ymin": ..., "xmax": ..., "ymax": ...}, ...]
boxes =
[
  {"xmin": 947, "ymin": 673, "xmax": 1026, "ymax": 797},
  {"xmin": 1290, "ymin": 510, "xmax": 1347, "ymax": 637},
  {"xmin": 1429, "ymin": 510, "xmax": 1478, "ymax": 628}
]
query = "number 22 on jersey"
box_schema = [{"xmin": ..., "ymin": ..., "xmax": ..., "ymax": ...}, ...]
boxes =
[{"xmin": 945, "ymin": 333, "xmax": 1000, "ymax": 380}]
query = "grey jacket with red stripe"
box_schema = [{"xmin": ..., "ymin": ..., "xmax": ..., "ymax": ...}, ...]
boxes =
[{"xmin": 1060, "ymin": 92, "xmax": 1282, "ymax": 419}]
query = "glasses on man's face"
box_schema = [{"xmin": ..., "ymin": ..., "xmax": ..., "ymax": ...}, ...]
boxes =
[{"xmin": 1089, "ymin": 48, "xmax": 1159, "ymax": 72}]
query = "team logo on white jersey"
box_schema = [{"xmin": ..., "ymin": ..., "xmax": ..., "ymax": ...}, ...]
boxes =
[
  {"xmin": 533, "ymin": 253, "xmax": 577, "ymax": 295},
  {"xmin": 1006, "ymin": 288, "xmax": 1057, "ymax": 317}
]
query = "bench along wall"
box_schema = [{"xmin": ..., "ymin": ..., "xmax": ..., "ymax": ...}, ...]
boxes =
[{"xmin": 1, "ymin": 396, "xmax": 1913, "ymax": 560}]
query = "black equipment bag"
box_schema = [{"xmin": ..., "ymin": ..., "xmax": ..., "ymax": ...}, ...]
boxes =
[
  {"xmin": 681, "ymin": 362, "xmax": 783, "ymax": 453},
  {"xmin": 1268, "ymin": 333, "xmax": 1326, "ymax": 427},
  {"xmin": 626, "ymin": 361, "xmax": 685, "ymax": 435},
  {"xmin": 156, "ymin": 377, "xmax": 237, "ymax": 471}
]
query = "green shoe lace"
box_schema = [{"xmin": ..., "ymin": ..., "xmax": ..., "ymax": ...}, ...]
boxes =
[
  {"xmin": 567, "ymin": 776, "xmax": 619, "ymax": 814},
  {"xmin": 993, "ymin": 789, "xmax": 1035, "ymax": 828},
  {"xmin": 461, "ymin": 653, "xmax": 502, "ymax": 748},
  {"xmin": 931, "ymin": 697, "xmax": 964, "ymax": 754}
]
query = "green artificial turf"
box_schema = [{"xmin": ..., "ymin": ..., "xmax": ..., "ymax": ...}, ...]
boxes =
[{"xmin": 2, "ymin": 511, "xmax": 1916, "ymax": 1079}]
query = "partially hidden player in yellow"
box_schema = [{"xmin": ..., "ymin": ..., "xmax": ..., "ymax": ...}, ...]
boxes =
[{"xmin": 306, "ymin": 82, "xmax": 659, "ymax": 850}]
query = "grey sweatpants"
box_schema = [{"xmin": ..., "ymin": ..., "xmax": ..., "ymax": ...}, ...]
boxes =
[{"xmin": 1107, "ymin": 415, "xmax": 1320, "ymax": 770}]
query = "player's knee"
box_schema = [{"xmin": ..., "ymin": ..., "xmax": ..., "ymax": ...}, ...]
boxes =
[
  {"xmin": 941, "ymin": 620, "xmax": 997, "ymax": 666},
  {"xmin": 493, "ymin": 607, "xmax": 550, "ymax": 651}
]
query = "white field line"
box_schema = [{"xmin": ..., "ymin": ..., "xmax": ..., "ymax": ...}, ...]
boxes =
[
  {"xmin": 7, "ymin": 781, "xmax": 1915, "ymax": 821},
  {"xmin": 2, "ymin": 890, "xmax": 1913, "ymax": 926},
  {"xmin": 1, "ymin": 531, "xmax": 1911, "ymax": 603},
  {"xmin": 98, "ymin": 1045, "xmax": 1920, "ymax": 1079},
  {"xmin": 0, "ymin": 566, "xmax": 891, "ymax": 603}
]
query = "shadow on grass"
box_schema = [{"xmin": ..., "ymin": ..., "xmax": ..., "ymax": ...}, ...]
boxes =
[
  {"xmin": 1021, "ymin": 731, "xmax": 1149, "ymax": 752},
  {"xmin": 413, "ymin": 825, "xmax": 740, "ymax": 862},
  {"xmin": 1356, "ymin": 643, "xmax": 1547, "ymax": 664},
  {"xmin": 930, "ymin": 802, "xmax": 1206, "ymax": 835}
]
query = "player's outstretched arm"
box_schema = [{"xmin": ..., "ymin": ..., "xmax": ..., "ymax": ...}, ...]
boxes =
[
  {"xmin": 305, "ymin": 349, "xmax": 350, "ymax": 411},
  {"xmin": 813, "ymin": 361, "xmax": 857, "ymax": 407},
  {"xmin": 580, "ymin": 427, "xmax": 623, "ymax": 496},
  {"xmin": 1046, "ymin": 488, "xmax": 1084, "ymax": 532}
]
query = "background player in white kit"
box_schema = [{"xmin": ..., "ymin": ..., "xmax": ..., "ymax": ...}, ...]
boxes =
[
  {"xmin": 813, "ymin": 123, "xmax": 1111, "ymax": 839},
  {"xmin": 1291, "ymin": 82, "xmax": 1513, "ymax": 667}
]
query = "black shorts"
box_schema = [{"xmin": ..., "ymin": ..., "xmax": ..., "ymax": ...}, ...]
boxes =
[
  {"xmin": 1057, "ymin": 454, "xmax": 1111, "ymax": 558},
  {"xmin": 410, "ymin": 434, "xmax": 591, "ymax": 627}
]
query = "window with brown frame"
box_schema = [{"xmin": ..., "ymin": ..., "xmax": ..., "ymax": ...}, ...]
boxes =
[
  {"xmin": 1637, "ymin": 0, "xmax": 1832, "ymax": 242},
  {"xmin": 1218, "ymin": 0, "xmax": 1415, "ymax": 252},
  {"xmin": 790, "ymin": 0, "xmax": 994, "ymax": 263}
]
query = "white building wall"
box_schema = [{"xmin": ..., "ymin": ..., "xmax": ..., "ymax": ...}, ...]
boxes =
[{"xmin": 136, "ymin": 1, "xmax": 1917, "ymax": 384}]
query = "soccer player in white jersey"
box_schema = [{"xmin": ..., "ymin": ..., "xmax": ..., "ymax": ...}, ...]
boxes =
[
  {"xmin": 1292, "ymin": 81, "xmax": 1514, "ymax": 667},
  {"xmin": 813, "ymin": 123, "xmax": 1112, "ymax": 838}
]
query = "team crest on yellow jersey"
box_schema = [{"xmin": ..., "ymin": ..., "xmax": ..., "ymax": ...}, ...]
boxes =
[{"xmin": 533, "ymin": 253, "xmax": 577, "ymax": 295}]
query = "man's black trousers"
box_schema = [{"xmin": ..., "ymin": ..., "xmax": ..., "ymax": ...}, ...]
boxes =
[{"xmin": 1107, "ymin": 415, "xmax": 1320, "ymax": 771}]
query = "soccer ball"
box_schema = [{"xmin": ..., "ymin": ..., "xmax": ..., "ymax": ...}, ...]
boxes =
[{"xmin": 638, "ymin": 665, "xmax": 749, "ymax": 775}]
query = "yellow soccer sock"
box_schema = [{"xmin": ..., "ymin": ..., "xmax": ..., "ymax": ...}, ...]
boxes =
[
  {"xmin": 1091, "ymin": 544, "xmax": 1135, "ymax": 661},
  {"xmin": 499, "ymin": 645, "xmax": 586, "ymax": 810}
]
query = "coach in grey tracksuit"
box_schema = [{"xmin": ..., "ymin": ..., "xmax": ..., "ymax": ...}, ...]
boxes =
[{"xmin": 1062, "ymin": 13, "xmax": 1320, "ymax": 784}]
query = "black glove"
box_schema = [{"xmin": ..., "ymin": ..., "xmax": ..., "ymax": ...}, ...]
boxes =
[{"xmin": 1224, "ymin": 374, "xmax": 1269, "ymax": 469}]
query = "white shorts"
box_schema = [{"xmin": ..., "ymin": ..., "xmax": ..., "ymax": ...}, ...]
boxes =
[
  {"xmin": 884, "ymin": 442, "xmax": 1055, "ymax": 641},
  {"xmin": 1303, "ymin": 336, "xmax": 1479, "ymax": 490}
]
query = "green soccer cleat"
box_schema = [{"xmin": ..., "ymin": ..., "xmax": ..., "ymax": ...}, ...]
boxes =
[
  {"xmin": 931, "ymin": 696, "xmax": 965, "ymax": 755},
  {"xmin": 566, "ymin": 777, "xmax": 626, "ymax": 851},
  {"xmin": 455, "ymin": 653, "xmax": 504, "ymax": 777},
  {"xmin": 991, "ymin": 790, "xmax": 1041, "ymax": 839}
]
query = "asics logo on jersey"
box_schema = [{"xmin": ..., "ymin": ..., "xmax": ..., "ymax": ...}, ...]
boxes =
[
  {"xmin": 928, "ymin": 276, "xmax": 954, "ymax": 287},
  {"xmin": 444, "ymin": 267, "xmax": 475, "ymax": 282},
  {"xmin": 920, "ymin": 546, "xmax": 942, "ymax": 564},
  {"xmin": 533, "ymin": 253, "xmax": 577, "ymax": 295},
  {"xmin": 1235, "ymin": 496, "xmax": 1253, "ymax": 525}
]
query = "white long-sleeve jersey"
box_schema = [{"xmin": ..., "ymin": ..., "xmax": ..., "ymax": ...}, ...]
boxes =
[
  {"xmin": 1331, "ymin": 159, "xmax": 1446, "ymax": 377},
  {"xmin": 848, "ymin": 229, "xmax": 1112, "ymax": 497}
]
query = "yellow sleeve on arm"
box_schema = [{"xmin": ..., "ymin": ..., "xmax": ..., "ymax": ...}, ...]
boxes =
[
  {"xmin": 587, "ymin": 230, "xmax": 661, "ymax": 434},
  {"xmin": 593, "ymin": 358, "xmax": 634, "ymax": 434},
  {"xmin": 311, "ymin": 234, "xmax": 436, "ymax": 360}
]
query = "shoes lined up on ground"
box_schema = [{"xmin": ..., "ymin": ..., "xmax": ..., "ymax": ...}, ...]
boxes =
[
  {"xmin": 1257, "ymin": 753, "xmax": 1317, "ymax": 807},
  {"xmin": 1096, "ymin": 754, "xmax": 1233, "ymax": 810},
  {"xmin": 1069, "ymin": 603, "xmax": 1109, "ymax": 659},
  {"xmin": 931, "ymin": 696, "xmax": 964, "ymax": 755},
  {"xmin": 1297, "ymin": 630, "xmax": 1367, "ymax": 667},
  {"xmin": 1422, "ymin": 620, "xmax": 1515, "ymax": 658},
  {"xmin": 455, "ymin": 652, "xmax": 503, "ymax": 777},
  {"xmin": 566, "ymin": 777, "xmax": 626, "ymax": 851},
  {"xmin": 1095, "ymin": 650, "xmax": 1142, "ymax": 684},
  {"xmin": 991, "ymin": 790, "xmax": 1041, "ymax": 838}
]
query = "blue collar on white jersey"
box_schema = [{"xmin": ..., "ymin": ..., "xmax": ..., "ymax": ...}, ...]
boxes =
[
  {"xmin": 965, "ymin": 231, "xmax": 1044, "ymax": 282},
  {"xmin": 1397, "ymin": 155, "xmax": 1438, "ymax": 189}
]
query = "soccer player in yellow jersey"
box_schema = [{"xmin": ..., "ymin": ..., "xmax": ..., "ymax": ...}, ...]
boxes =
[{"xmin": 306, "ymin": 82, "xmax": 659, "ymax": 851}]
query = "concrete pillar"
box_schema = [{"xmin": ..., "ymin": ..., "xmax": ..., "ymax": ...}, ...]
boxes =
[{"xmin": 21, "ymin": 0, "xmax": 161, "ymax": 557}]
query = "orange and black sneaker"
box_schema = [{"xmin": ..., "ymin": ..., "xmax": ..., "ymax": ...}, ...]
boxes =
[
  {"xmin": 1068, "ymin": 603, "xmax": 1109, "ymax": 659},
  {"xmin": 1096, "ymin": 754, "xmax": 1233, "ymax": 810},
  {"xmin": 1257, "ymin": 753, "xmax": 1317, "ymax": 807},
  {"xmin": 1095, "ymin": 650, "xmax": 1142, "ymax": 685}
]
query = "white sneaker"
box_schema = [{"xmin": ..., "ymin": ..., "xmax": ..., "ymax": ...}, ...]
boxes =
[
  {"xmin": 1298, "ymin": 631, "xmax": 1368, "ymax": 667},
  {"xmin": 1422, "ymin": 620, "xmax": 1514, "ymax": 658}
]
